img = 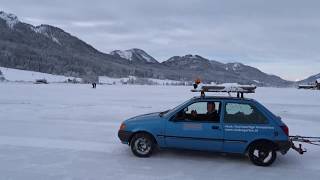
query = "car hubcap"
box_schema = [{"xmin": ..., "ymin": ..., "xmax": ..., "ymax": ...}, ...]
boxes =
[
  {"xmin": 253, "ymin": 148, "xmax": 272, "ymax": 164},
  {"xmin": 134, "ymin": 137, "xmax": 151, "ymax": 155}
]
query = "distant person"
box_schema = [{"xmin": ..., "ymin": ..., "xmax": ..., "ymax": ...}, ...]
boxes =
[
  {"xmin": 206, "ymin": 102, "xmax": 219, "ymax": 122},
  {"xmin": 92, "ymin": 82, "xmax": 97, "ymax": 88}
]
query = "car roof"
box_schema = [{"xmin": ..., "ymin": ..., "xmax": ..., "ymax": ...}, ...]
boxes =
[{"xmin": 192, "ymin": 96, "xmax": 255, "ymax": 102}]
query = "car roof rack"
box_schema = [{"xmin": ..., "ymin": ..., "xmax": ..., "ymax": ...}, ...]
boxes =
[{"xmin": 191, "ymin": 84, "xmax": 256, "ymax": 98}]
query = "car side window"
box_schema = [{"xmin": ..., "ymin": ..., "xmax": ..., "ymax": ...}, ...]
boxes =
[
  {"xmin": 175, "ymin": 101, "xmax": 220, "ymax": 122},
  {"xmin": 224, "ymin": 103, "xmax": 267, "ymax": 124}
]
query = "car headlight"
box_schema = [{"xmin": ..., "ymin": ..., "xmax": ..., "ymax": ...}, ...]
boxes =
[{"xmin": 119, "ymin": 123, "xmax": 126, "ymax": 131}]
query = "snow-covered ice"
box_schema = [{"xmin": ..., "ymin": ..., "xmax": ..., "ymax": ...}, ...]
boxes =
[{"xmin": 0, "ymin": 83, "xmax": 319, "ymax": 180}]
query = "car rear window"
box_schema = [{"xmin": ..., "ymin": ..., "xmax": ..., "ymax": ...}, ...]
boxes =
[{"xmin": 224, "ymin": 102, "xmax": 267, "ymax": 124}]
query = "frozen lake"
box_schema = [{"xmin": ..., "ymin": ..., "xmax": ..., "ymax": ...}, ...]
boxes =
[{"xmin": 0, "ymin": 83, "xmax": 319, "ymax": 180}]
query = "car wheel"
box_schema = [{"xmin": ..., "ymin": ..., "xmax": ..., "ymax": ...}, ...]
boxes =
[
  {"xmin": 248, "ymin": 142, "xmax": 277, "ymax": 166},
  {"xmin": 130, "ymin": 133, "xmax": 155, "ymax": 157}
]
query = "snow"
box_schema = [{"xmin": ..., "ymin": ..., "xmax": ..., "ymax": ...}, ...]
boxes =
[
  {"xmin": 0, "ymin": 11, "xmax": 19, "ymax": 29},
  {"xmin": 316, "ymin": 78, "xmax": 320, "ymax": 83},
  {"xmin": 31, "ymin": 25, "xmax": 61, "ymax": 45},
  {"xmin": 99, "ymin": 76, "xmax": 187, "ymax": 85},
  {"xmin": 147, "ymin": 78, "xmax": 186, "ymax": 85},
  {"xmin": 31, "ymin": 25, "xmax": 47, "ymax": 34},
  {"xmin": 140, "ymin": 52, "xmax": 156, "ymax": 63},
  {"xmin": 0, "ymin": 67, "xmax": 80, "ymax": 82},
  {"xmin": 110, "ymin": 49, "xmax": 157, "ymax": 63},
  {"xmin": 111, "ymin": 50, "xmax": 133, "ymax": 60},
  {"xmin": 99, "ymin": 76, "xmax": 135, "ymax": 84},
  {"xmin": 0, "ymin": 84, "xmax": 319, "ymax": 179},
  {"xmin": 190, "ymin": 55, "xmax": 198, "ymax": 59},
  {"xmin": 232, "ymin": 63, "xmax": 241, "ymax": 71},
  {"xmin": 51, "ymin": 36, "xmax": 61, "ymax": 44}
]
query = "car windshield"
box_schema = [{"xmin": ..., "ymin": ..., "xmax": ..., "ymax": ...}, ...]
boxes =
[{"xmin": 159, "ymin": 99, "xmax": 192, "ymax": 117}]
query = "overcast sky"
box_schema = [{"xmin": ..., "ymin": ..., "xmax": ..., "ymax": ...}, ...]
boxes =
[{"xmin": 1, "ymin": 0, "xmax": 320, "ymax": 81}]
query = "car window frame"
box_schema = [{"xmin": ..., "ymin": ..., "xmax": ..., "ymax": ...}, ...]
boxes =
[{"xmin": 170, "ymin": 99, "xmax": 222, "ymax": 123}]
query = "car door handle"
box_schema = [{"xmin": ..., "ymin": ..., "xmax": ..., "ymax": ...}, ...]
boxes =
[{"xmin": 212, "ymin": 125, "xmax": 220, "ymax": 130}]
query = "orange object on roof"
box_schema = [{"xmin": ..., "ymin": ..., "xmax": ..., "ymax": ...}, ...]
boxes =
[{"xmin": 195, "ymin": 78, "xmax": 201, "ymax": 84}]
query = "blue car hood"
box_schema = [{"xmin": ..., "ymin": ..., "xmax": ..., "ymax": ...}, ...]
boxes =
[{"xmin": 126, "ymin": 112, "xmax": 160, "ymax": 122}]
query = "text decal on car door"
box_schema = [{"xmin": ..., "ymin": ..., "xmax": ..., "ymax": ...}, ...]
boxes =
[
  {"xmin": 224, "ymin": 125, "xmax": 274, "ymax": 133},
  {"xmin": 183, "ymin": 123, "xmax": 203, "ymax": 130}
]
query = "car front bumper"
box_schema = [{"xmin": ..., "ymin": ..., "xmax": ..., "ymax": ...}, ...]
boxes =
[{"xmin": 118, "ymin": 130, "xmax": 133, "ymax": 144}]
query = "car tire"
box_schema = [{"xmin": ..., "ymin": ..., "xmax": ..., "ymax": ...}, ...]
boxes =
[
  {"xmin": 130, "ymin": 133, "xmax": 155, "ymax": 158},
  {"xmin": 248, "ymin": 142, "xmax": 277, "ymax": 166}
]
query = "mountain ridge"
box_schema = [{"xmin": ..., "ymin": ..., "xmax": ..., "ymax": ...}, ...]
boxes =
[
  {"xmin": 110, "ymin": 48, "xmax": 159, "ymax": 63},
  {"xmin": 297, "ymin": 73, "xmax": 320, "ymax": 85},
  {"xmin": 0, "ymin": 11, "xmax": 294, "ymax": 86}
]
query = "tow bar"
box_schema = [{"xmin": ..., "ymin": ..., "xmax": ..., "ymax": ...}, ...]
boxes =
[{"xmin": 289, "ymin": 136, "xmax": 320, "ymax": 154}]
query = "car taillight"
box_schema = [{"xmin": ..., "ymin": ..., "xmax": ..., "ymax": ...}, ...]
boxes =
[{"xmin": 280, "ymin": 125, "xmax": 289, "ymax": 136}]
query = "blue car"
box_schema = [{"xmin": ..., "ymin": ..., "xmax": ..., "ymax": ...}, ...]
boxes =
[{"xmin": 118, "ymin": 89, "xmax": 291, "ymax": 166}]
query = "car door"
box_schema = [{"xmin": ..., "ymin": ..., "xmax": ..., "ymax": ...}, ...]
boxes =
[
  {"xmin": 222, "ymin": 101, "xmax": 275, "ymax": 153},
  {"xmin": 164, "ymin": 100, "xmax": 223, "ymax": 151}
]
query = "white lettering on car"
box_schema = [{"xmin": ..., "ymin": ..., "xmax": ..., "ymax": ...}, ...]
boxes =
[{"xmin": 224, "ymin": 125, "xmax": 274, "ymax": 133}]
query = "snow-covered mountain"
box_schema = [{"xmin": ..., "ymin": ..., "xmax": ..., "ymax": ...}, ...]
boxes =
[
  {"xmin": 110, "ymin": 48, "xmax": 158, "ymax": 63},
  {"xmin": 0, "ymin": 11, "xmax": 131, "ymax": 78},
  {"xmin": 298, "ymin": 73, "xmax": 320, "ymax": 84},
  {"xmin": 162, "ymin": 55, "xmax": 292, "ymax": 86},
  {"xmin": 31, "ymin": 25, "xmax": 61, "ymax": 45},
  {"xmin": 0, "ymin": 11, "xmax": 19, "ymax": 29},
  {"xmin": 163, "ymin": 54, "xmax": 212, "ymax": 70},
  {"xmin": 0, "ymin": 10, "xmax": 293, "ymax": 87}
]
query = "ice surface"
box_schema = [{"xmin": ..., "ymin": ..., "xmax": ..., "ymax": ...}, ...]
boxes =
[{"xmin": 0, "ymin": 84, "xmax": 319, "ymax": 180}]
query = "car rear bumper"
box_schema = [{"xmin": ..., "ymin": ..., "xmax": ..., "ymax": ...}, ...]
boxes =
[
  {"xmin": 118, "ymin": 130, "xmax": 133, "ymax": 144},
  {"xmin": 275, "ymin": 140, "xmax": 291, "ymax": 154}
]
